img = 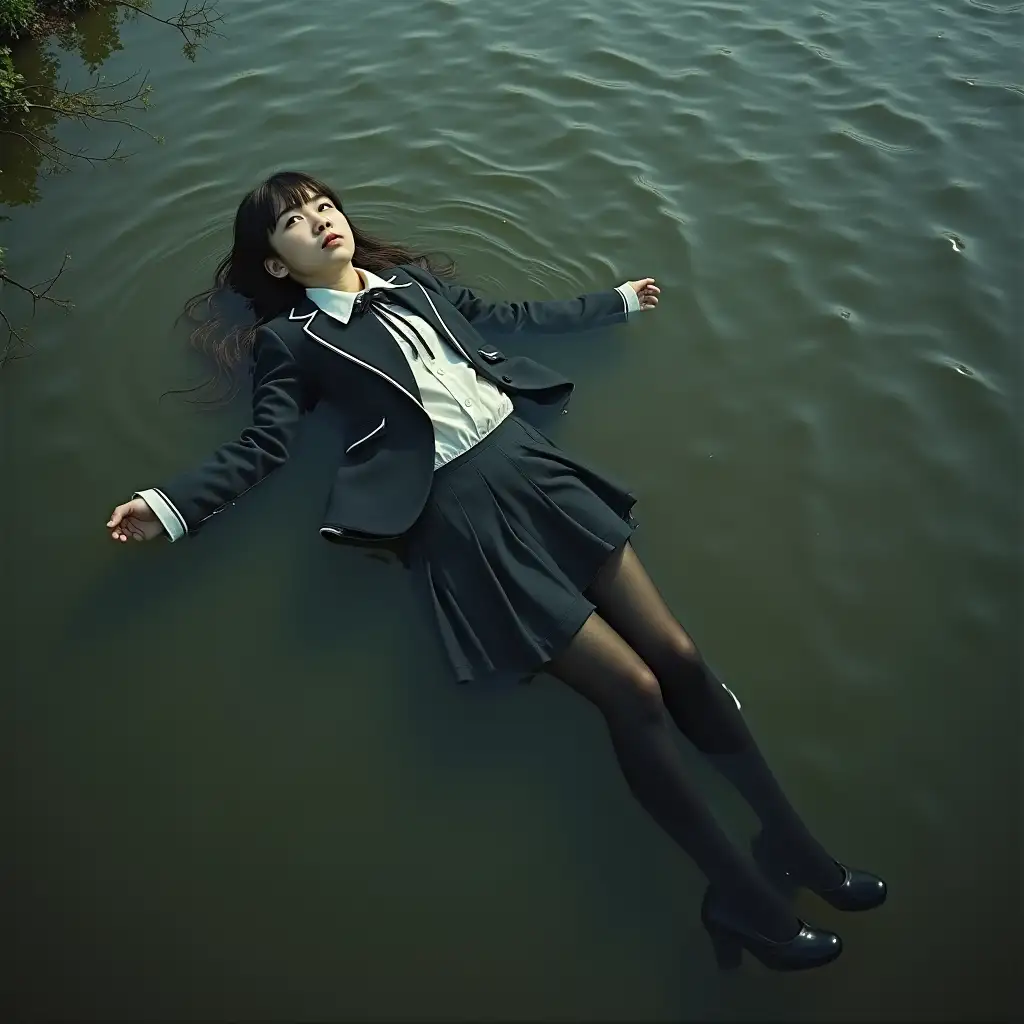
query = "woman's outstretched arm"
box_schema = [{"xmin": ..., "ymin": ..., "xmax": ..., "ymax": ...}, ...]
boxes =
[
  {"xmin": 106, "ymin": 326, "xmax": 314, "ymax": 544},
  {"xmin": 403, "ymin": 264, "xmax": 659, "ymax": 335}
]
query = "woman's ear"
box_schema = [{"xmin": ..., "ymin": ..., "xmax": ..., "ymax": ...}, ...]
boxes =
[{"xmin": 264, "ymin": 257, "xmax": 289, "ymax": 279}]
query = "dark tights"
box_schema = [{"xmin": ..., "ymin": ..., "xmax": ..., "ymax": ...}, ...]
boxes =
[{"xmin": 546, "ymin": 542, "xmax": 843, "ymax": 941}]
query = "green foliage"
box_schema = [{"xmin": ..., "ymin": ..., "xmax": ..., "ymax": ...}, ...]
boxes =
[
  {"xmin": 2, "ymin": 1, "xmax": 223, "ymax": 360},
  {"xmin": 1, "ymin": 3, "xmax": 112, "ymax": 45},
  {"xmin": 0, "ymin": 44, "xmax": 25, "ymax": 108},
  {"xmin": 0, "ymin": 0, "xmax": 38, "ymax": 40}
]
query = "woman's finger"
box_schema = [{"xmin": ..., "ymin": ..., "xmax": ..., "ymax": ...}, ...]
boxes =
[{"xmin": 107, "ymin": 502, "xmax": 134, "ymax": 528}]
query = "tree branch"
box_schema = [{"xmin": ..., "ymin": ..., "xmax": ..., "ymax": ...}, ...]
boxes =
[
  {"xmin": 22, "ymin": 100, "xmax": 161, "ymax": 142},
  {"xmin": 0, "ymin": 256, "xmax": 73, "ymax": 366},
  {"xmin": 3, "ymin": 127, "xmax": 135, "ymax": 170},
  {"xmin": 1, "ymin": 253, "xmax": 74, "ymax": 312},
  {"xmin": 1, "ymin": 68, "xmax": 160, "ymax": 173},
  {"xmin": 0, "ymin": 306, "xmax": 28, "ymax": 363},
  {"xmin": 113, "ymin": 1, "xmax": 224, "ymax": 60}
]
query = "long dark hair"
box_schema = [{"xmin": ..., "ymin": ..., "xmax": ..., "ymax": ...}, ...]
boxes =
[{"xmin": 175, "ymin": 170, "xmax": 457, "ymax": 398}]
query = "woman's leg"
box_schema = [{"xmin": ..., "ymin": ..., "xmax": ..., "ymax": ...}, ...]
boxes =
[
  {"xmin": 547, "ymin": 609, "xmax": 800, "ymax": 940},
  {"xmin": 585, "ymin": 542, "xmax": 845, "ymax": 891}
]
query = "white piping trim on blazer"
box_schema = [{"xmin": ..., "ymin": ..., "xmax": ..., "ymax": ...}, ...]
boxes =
[
  {"xmin": 414, "ymin": 284, "xmax": 474, "ymax": 364},
  {"xmin": 288, "ymin": 307, "xmax": 425, "ymax": 412},
  {"xmin": 345, "ymin": 416, "xmax": 386, "ymax": 454}
]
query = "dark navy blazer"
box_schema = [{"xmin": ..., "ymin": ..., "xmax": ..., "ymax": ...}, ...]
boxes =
[{"xmin": 149, "ymin": 263, "xmax": 632, "ymax": 543}]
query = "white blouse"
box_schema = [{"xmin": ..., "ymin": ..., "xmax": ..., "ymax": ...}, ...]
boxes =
[{"xmin": 308, "ymin": 267, "xmax": 640, "ymax": 468}]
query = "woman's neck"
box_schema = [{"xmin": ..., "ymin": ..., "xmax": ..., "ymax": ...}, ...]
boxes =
[{"xmin": 305, "ymin": 263, "xmax": 363, "ymax": 293}]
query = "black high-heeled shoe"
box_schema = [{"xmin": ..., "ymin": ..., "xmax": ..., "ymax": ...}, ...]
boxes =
[
  {"xmin": 751, "ymin": 831, "xmax": 888, "ymax": 912},
  {"xmin": 700, "ymin": 887, "xmax": 842, "ymax": 971}
]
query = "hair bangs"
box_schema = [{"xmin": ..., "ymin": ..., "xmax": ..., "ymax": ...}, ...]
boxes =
[{"xmin": 254, "ymin": 171, "xmax": 341, "ymax": 235}]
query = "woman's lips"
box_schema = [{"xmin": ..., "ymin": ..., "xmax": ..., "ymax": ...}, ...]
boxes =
[{"xmin": 322, "ymin": 233, "xmax": 341, "ymax": 248}]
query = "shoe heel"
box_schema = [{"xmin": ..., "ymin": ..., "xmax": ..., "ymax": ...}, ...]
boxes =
[{"xmin": 704, "ymin": 920, "xmax": 743, "ymax": 970}]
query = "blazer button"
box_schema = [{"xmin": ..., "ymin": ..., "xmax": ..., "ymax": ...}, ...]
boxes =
[{"xmin": 501, "ymin": 374, "xmax": 512, "ymax": 383}]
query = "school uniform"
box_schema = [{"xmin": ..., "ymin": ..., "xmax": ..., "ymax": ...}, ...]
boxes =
[{"xmin": 138, "ymin": 264, "xmax": 643, "ymax": 685}]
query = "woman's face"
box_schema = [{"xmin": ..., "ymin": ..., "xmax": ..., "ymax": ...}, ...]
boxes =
[{"xmin": 264, "ymin": 193, "xmax": 354, "ymax": 286}]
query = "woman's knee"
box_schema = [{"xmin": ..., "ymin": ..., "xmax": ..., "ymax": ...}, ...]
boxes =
[
  {"xmin": 612, "ymin": 662, "xmax": 667, "ymax": 721},
  {"xmin": 549, "ymin": 610, "xmax": 668, "ymax": 719},
  {"xmin": 648, "ymin": 626, "xmax": 702, "ymax": 680}
]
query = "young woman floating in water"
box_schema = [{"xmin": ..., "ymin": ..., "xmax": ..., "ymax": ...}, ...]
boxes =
[{"xmin": 106, "ymin": 170, "xmax": 885, "ymax": 971}]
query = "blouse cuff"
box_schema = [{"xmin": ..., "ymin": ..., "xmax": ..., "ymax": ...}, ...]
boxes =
[
  {"xmin": 135, "ymin": 488, "xmax": 186, "ymax": 542},
  {"xmin": 616, "ymin": 283, "xmax": 642, "ymax": 316}
]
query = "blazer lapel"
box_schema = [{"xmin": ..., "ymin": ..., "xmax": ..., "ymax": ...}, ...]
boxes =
[
  {"xmin": 380, "ymin": 268, "xmax": 480, "ymax": 368},
  {"xmin": 288, "ymin": 295, "xmax": 426, "ymax": 412}
]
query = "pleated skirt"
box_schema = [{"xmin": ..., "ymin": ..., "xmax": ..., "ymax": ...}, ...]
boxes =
[{"xmin": 407, "ymin": 413, "xmax": 638, "ymax": 686}]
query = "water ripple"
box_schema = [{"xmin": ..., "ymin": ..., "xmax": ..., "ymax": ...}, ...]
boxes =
[{"xmin": 3, "ymin": 5, "xmax": 1020, "ymax": 1011}]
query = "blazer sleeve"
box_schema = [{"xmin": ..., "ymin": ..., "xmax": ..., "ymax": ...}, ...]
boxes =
[
  {"xmin": 402, "ymin": 264, "xmax": 636, "ymax": 336},
  {"xmin": 137, "ymin": 325, "xmax": 312, "ymax": 542}
]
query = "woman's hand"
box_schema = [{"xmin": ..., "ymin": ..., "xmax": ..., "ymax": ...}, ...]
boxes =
[
  {"xmin": 626, "ymin": 277, "xmax": 660, "ymax": 311},
  {"xmin": 107, "ymin": 497, "xmax": 165, "ymax": 543}
]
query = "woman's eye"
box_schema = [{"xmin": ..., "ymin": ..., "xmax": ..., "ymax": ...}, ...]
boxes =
[{"xmin": 283, "ymin": 202, "xmax": 331, "ymax": 228}]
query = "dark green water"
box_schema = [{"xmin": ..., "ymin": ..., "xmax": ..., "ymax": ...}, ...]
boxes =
[{"xmin": 2, "ymin": 0, "xmax": 1021, "ymax": 1018}]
